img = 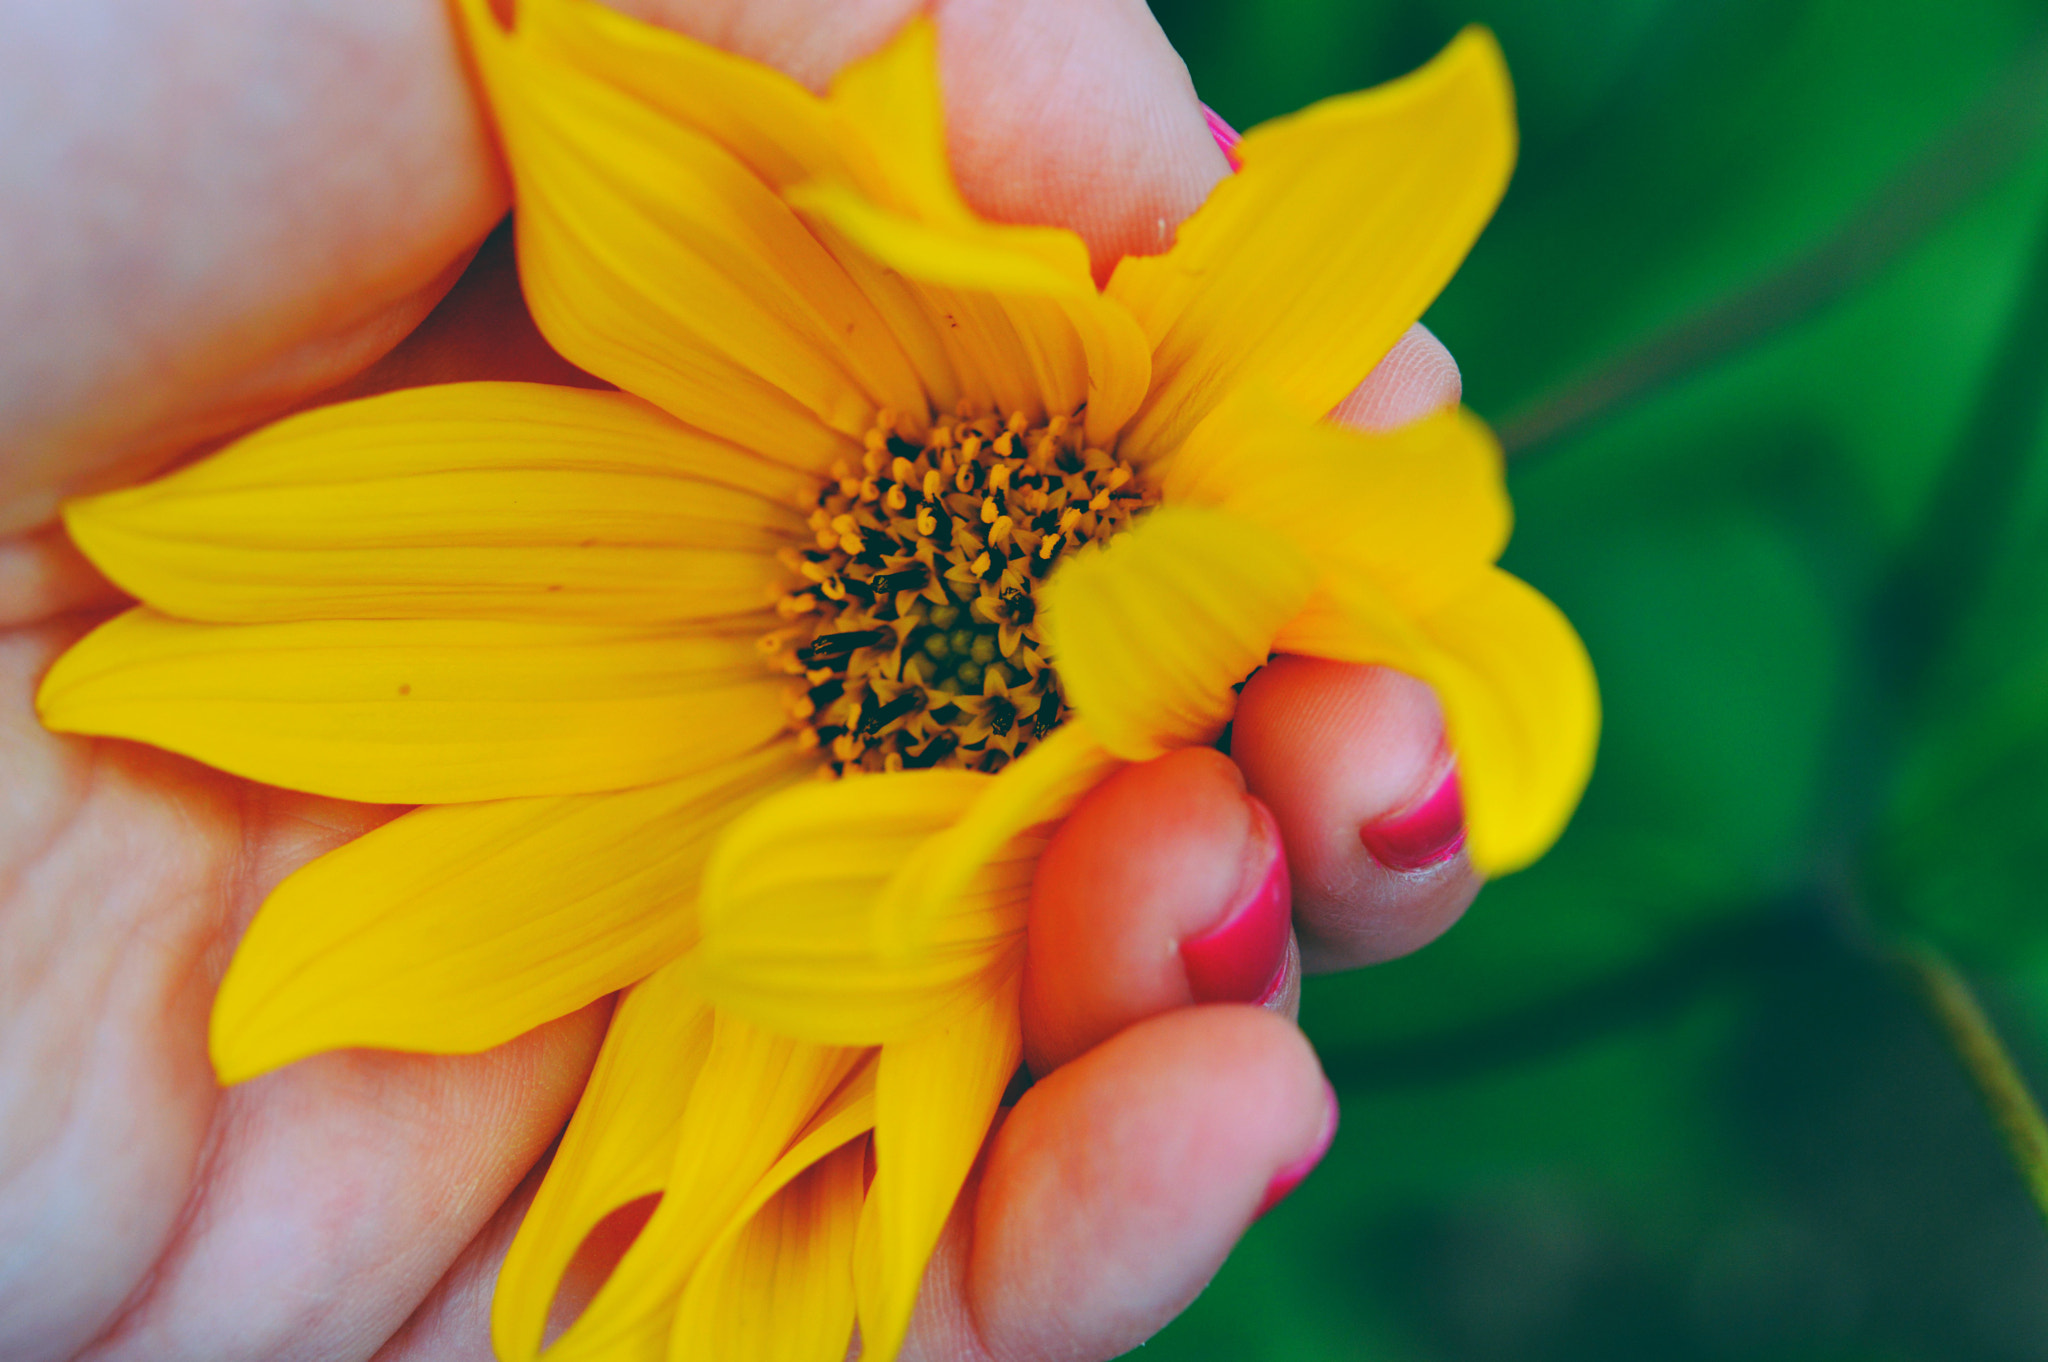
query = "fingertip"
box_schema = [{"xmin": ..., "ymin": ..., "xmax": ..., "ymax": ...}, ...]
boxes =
[
  {"xmin": 610, "ymin": 0, "xmax": 1230, "ymax": 277},
  {"xmin": 1024, "ymin": 748, "xmax": 1288, "ymax": 1074},
  {"xmin": 1233, "ymin": 657, "xmax": 1481, "ymax": 971},
  {"xmin": 1177, "ymin": 794, "xmax": 1291, "ymax": 1007},
  {"xmin": 1254, "ymin": 1076, "xmax": 1337, "ymax": 1218},
  {"xmin": 934, "ymin": 0, "xmax": 1231, "ymax": 275},
  {"xmin": 964, "ymin": 1008, "xmax": 1332, "ymax": 1361},
  {"xmin": 0, "ymin": 524, "xmax": 127, "ymax": 628},
  {"xmin": 1327, "ymin": 323, "xmax": 1462, "ymax": 432}
]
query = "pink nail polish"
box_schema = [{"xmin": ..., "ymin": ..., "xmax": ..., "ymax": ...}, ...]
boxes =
[
  {"xmin": 1201, "ymin": 103, "xmax": 1243, "ymax": 172},
  {"xmin": 1359, "ymin": 766, "xmax": 1466, "ymax": 872},
  {"xmin": 1256, "ymin": 1081, "xmax": 1338, "ymax": 1219},
  {"xmin": 1180, "ymin": 800, "xmax": 1290, "ymax": 1004}
]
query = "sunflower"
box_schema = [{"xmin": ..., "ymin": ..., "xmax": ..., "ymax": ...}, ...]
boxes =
[{"xmin": 35, "ymin": 1, "xmax": 1597, "ymax": 1358}]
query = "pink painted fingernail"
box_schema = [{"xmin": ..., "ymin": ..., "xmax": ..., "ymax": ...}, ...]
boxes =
[
  {"xmin": 1202, "ymin": 103, "xmax": 1243, "ymax": 171},
  {"xmin": 1180, "ymin": 799, "xmax": 1290, "ymax": 1004},
  {"xmin": 1256, "ymin": 1080, "xmax": 1338, "ymax": 1218},
  {"xmin": 1360, "ymin": 766, "xmax": 1466, "ymax": 872}
]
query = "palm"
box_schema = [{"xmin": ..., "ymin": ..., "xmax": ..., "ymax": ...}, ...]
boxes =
[{"xmin": 0, "ymin": 618, "xmax": 604, "ymax": 1360}]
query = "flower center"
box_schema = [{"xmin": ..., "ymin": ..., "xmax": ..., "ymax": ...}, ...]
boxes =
[{"xmin": 765, "ymin": 405, "xmax": 1151, "ymax": 776}]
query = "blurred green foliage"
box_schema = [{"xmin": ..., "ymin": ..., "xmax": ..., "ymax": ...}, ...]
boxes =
[{"xmin": 1146, "ymin": 0, "xmax": 2048, "ymax": 1356}]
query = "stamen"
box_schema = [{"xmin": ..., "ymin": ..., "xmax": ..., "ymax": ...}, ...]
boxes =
[
  {"xmin": 797, "ymin": 628, "xmax": 889, "ymax": 666},
  {"xmin": 856, "ymin": 688, "xmax": 926, "ymax": 737},
  {"xmin": 872, "ymin": 563, "xmax": 931, "ymax": 594},
  {"xmin": 767, "ymin": 403, "xmax": 1153, "ymax": 775}
]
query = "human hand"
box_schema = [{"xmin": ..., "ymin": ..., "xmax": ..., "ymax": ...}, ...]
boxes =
[{"xmin": 0, "ymin": 2, "xmax": 1481, "ymax": 1358}]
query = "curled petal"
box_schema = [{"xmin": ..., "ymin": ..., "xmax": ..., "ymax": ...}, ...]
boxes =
[
  {"xmin": 456, "ymin": 0, "xmax": 920, "ymax": 459},
  {"xmin": 872, "ymin": 723, "xmax": 1122, "ymax": 958},
  {"xmin": 692, "ymin": 770, "xmax": 1034, "ymax": 1043},
  {"xmin": 1041, "ymin": 505, "xmax": 1315, "ymax": 761},
  {"xmin": 670, "ymin": 1132, "xmax": 869, "ymax": 1360},
  {"xmin": 1276, "ymin": 568, "xmax": 1598, "ymax": 874},
  {"xmin": 855, "ymin": 976, "xmax": 1022, "ymax": 1362},
  {"xmin": 493, "ymin": 964, "xmax": 714, "ymax": 1362},
  {"xmin": 538, "ymin": 1014, "xmax": 870, "ymax": 1362}
]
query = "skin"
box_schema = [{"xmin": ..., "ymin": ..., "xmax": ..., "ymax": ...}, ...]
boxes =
[{"xmin": 0, "ymin": 2, "xmax": 1480, "ymax": 1359}]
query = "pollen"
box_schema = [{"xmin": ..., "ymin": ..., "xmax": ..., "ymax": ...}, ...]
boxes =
[{"xmin": 768, "ymin": 405, "xmax": 1153, "ymax": 775}]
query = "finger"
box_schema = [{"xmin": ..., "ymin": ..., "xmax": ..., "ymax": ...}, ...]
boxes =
[
  {"xmin": 370, "ymin": 1162, "xmax": 546, "ymax": 1362},
  {"xmin": 0, "ymin": 524, "xmax": 125, "ymax": 628},
  {"xmin": 1022, "ymin": 748, "xmax": 1297, "ymax": 1075},
  {"xmin": 366, "ymin": 1154, "xmax": 660, "ymax": 1362},
  {"xmin": 78, "ymin": 1007, "xmax": 607, "ymax": 1362},
  {"xmin": 1230, "ymin": 657, "xmax": 1481, "ymax": 973},
  {"xmin": 0, "ymin": 220, "xmax": 580, "ymax": 623},
  {"xmin": 932, "ymin": 0, "xmax": 1230, "ymax": 275},
  {"xmin": 1, "ymin": 1, "xmax": 504, "ymax": 532},
  {"xmin": 319, "ymin": 220, "xmax": 610, "ymax": 402},
  {"xmin": 904, "ymin": 1007, "xmax": 1336, "ymax": 1362},
  {"xmin": 603, "ymin": 0, "xmax": 918, "ymax": 91},
  {"xmin": 618, "ymin": 0, "xmax": 1230, "ymax": 276},
  {"xmin": 1327, "ymin": 323, "xmax": 1462, "ymax": 432}
]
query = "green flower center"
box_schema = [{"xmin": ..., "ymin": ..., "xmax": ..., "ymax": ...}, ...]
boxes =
[{"xmin": 765, "ymin": 405, "xmax": 1151, "ymax": 775}]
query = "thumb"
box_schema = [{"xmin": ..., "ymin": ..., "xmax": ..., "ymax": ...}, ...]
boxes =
[
  {"xmin": 620, "ymin": 0, "xmax": 1231, "ymax": 275},
  {"xmin": 934, "ymin": 0, "xmax": 1232, "ymax": 274}
]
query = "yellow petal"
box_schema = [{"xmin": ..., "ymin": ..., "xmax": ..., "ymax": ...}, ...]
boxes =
[
  {"xmin": 518, "ymin": 0, "xmax": 964, "ymax": 417},
  {"xmin": 854, "ymin": 976, "xmax": 1023, "ymax": 1362},
  {"xmin": 690, "ymin": 770, "xmax": 1036, "ymax": 1044},
  {"xmin": 456, "ymin": 0, "xmax": 923, "ymax": 460},
  {"xmin": 872, "ymin": 721, "xmax": 1123, "ymax": 957},
  {"xmin": 209, "ymin": 743, "xmax": 809, "ymax": 1083},
  {"xmin": 493, "ymin": 963, "xmax": 714, "ymax": 1362},
  {"xmin": 1040, "ymin": 505, "xmax": 1315, "ymax": 760},
  {"xmin": 1275, "ymin": 568, "xmax": 1598, "ymax": 874},
  {"xmin": 1164, "ymin": 388, "xmax": 1511, "ymax": 615},
  {"xmin": 520, "ymin": 0, "xmax": 841, "ymax": 190},
  {"xmin": 801, "ymin": 21, "xmax": 1152, "ymax": 446},
  {"xmin": 786, "ymin": 180, "xmax": 1152, "ymax": 447},
  {"xmin": 37, "ymin": 609, "xmax": 791, "ymax": 804},
  {"xmin": 818, "ymin": 17, "xmax": 972, "ymax": 230},
  {"xmin": 61, "ymin": 383, "xmax": 806, "ymax": 625},
  {"xmin": 1110, "ymin": 28, "xmax": 1516, "ymax": 457},
  {"xmin": 669, "ymin": 1135, "xmax": 868, "ymax": 1361},
  {"xmin": 540, "ymin": 1015, "xmax": 870, "ymax": 1362}
]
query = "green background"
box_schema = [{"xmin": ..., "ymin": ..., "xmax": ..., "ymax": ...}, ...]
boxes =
[{"xmin": 1145, "ymin": 0, "xmax": 2048, "ymax": 1357}]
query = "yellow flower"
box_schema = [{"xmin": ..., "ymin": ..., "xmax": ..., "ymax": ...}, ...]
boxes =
[{"xmin": 35, "ymin": 1, "xmax": 1597, "ymax": 1358}]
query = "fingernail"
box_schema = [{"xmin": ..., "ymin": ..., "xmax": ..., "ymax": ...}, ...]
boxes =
[
  {"xmin": 1360, "ymin": 765, "xmax": 1466, "ymax": 872},
  {"xmin": 1201, "ymin": 102, "xmax": 1243, "ymax": 171},
  {"xmin": 1180, "ymin": 798, "xmax": 1290, "ymax": 1004},
  {"xmin": 1256, "ymin": 1080, "xmax": 1338, "ymax": 1219}
]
